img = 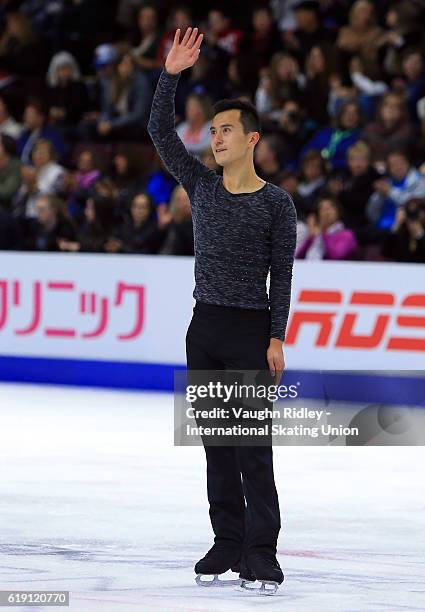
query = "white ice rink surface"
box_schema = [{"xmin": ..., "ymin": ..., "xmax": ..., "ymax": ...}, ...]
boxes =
[{"xmin": 0, "ymin": 383, "xmax": 424, "ymax": 612}]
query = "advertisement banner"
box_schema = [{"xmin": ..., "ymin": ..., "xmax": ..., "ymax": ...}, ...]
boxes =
[{"xmin": 0, "ymin": 253, "xmax": 423, "ymax": 372}]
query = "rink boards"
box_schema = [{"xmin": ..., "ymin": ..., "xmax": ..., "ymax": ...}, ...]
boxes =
[{"xmin": 0, "ymin": 252, "xmax": 423, "ymax": 398}]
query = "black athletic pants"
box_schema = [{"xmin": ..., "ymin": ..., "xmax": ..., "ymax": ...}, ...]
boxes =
[{"xmin": 185, "ymin": 301, "xmax": 281, "ymax": 556}]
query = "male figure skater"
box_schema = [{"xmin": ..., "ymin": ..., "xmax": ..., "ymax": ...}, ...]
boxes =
[{"xmin": 148, "ymin": 27, "xmax": 297, "ymax": 592}]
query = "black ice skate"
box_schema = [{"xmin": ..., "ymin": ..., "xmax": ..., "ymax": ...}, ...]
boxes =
[
  {"xmin": 195, "ymin": 543, "xmax": 242, "ymax": 587},
  {"xmin": 239, "ymin": 552, "xmax": 284, "ymax": 596}
]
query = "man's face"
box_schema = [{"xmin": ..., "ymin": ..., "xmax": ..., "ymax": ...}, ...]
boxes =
[
  {"xmin": 388, "ymin": 154, "xmax": 409, "ymax": 181},
  {"xmin": 24, "ymin": 105, "xmax": 43, "ymax": 130},
  {"xmin": 210, "ymin": 109, "xmax": 257, "ymax": 167}
]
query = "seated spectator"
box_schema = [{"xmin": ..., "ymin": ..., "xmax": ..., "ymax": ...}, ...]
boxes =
[
  {"xmin": 381, "ymin": 197, "xmax": 425, "ymax": 263},
  {"xmin": 329, "ymin": 140, "xmax": 380, "ymax": 243},
  {"xmin": 61, "ymin": 149, "xmax": 101, "ymax": 221},
  {"xmin": 17, "ymin": 98, "xmax": 65, "ymax": 164},
  {"xmin": 25, "ymin": 194, "xmax": 76, "ymax": 251},
  {"xmin": 298, "ymin": 149, "xmax": 327, "ymax": 213},
  {"xmin": 278, "ymin": 169, "xmax": 306, "ymax": 218},
  {"xmin": 31, "ymin": 138, "xmax": 65, "ymax": 195},
  {"xmin": 367, "ymin": 150, "xmax": 425, "ymax": 230},
  {"xmin": 97, "ymin": 52, "xmax": 152, "ymax": 141},
  {"xmin": 303, "ymin": 45, "xmax": 331, "ymax": 127},
  {"xmin": 255, "ymin": 52, "xmax": 305, "ymax": 115},
  {"xmin": 0, "ymin": 95, "xmax": 22, "ymax": 139},
  {"xmin": 270, "ymin": 99, "xmax": 313, "ymax": 169},
  {"xmin": 0, "ymin": 11, "xmax": 46, "ymax": 77},
  {"xmin": 397, "ymin": 49, "xmax": 425, "ymax": 121},
  {"xmin": 76, "ymin": 43, "xmax": 118, "ymax": 138},
  {"xmin": 255, "ymin": 134, "xmax": 283, "ymax": 184},
  {"xmin": 340, "ymin": 55, "xmax": 389, "ymax": 123},
  {"xmin": 0, "ymin": 134, "xmax": 21, "ymax": 210},
  {"xmin": 361, "ymin": 93, "xmax": 414, "ymax": 167},
  {"xmin": 105, "ymin": 192, "xmax": 160, "ymax": 254},
  {"xmin": 296, "ymin": 195, "xmax": 358, "ymax": 259},
  {"xmin": 206, "ymin": 8, "xmax": 243, "ymax": 56},
  {"xmin": 284, "ymin": 1, "xmax": 334, "ymax": 65},
  {"xmin": 301, "ymin": 100, "xmax": 362, "ymax": 170},
  {"xmin": 176, "ymin": 93, "xmax": 213, "ymax": 156},
  {"xmin": 240, "ymin": 6, "xmax": 281, "ymax": 72},
  {"xmin": 380, "ymin": 3, "xmax": 424, "ymax": 77},
  {"xmin": 159, "ymin": 186, "xmax": 194, "ymax": 256},
  {"xmin": 13, "ymin": 139, "xmax": 63, "ymax": 219},
  {"xmin": 58, "ymin": 195, "xmax": 116, "ymax": 253},
  {"xmin": 46, "ymin": 51, "xmax": 90, "ymax": 138},
  {"xmin": 336, "ymin": 0, "xmax": 384, "ymax": 79},
  {"xmin": 277, "ymin": 169, "xmax": 309, "ymax": 244},
  {"xmin": 131, "ymin": 3, "xmax": 162, "ymax": 72},
  {"xmin": 104, "ymin": 150, "xmax": 147, "ymax": 210},
  {"xmin": 11, "ymin": 165, "xmax": 40, "ymax": 219},
  {"xmin": 74, "ymin": 149, "xmax": 101, "ymax": 190},
  {"xmin": 224, "ymin": 54, "xmax": 258, "ymax": 101}
]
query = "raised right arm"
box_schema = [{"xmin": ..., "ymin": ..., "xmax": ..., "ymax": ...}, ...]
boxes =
[
  {"xmin": 147, "ymin": 28, "xmax": 212, "ymax": 200},
  {"xmin": 147, "ymin": 70, "xmax": 210, "ymax": 199}
]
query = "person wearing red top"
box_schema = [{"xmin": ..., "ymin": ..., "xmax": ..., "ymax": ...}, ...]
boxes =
[{"xmin": 206, "ymin": 8, "xmax": 243, "ymax": 56}]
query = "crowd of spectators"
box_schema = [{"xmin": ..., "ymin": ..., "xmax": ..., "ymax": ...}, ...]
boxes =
[{"xmin": 0, "ymin": 0, "xmax": 425, "ymax": 262}]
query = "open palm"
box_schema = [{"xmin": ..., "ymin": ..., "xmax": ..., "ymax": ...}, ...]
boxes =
[{"xmin": 165, "ymin": 27, "xmax": 203, "ymax": 75}]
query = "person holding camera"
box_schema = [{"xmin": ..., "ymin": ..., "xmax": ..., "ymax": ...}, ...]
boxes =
[{"xmin": 381, "ymin": 197, "xmax": 425, "ymax": 262}]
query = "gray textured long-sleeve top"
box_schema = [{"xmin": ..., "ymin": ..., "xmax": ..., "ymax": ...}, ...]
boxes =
[{"xmin": 147, "ymin": 69, "xmax": 297, "ymax": 341}]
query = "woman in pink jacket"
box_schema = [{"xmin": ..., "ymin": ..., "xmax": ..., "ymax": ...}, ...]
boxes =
[{"xmin": 296, "ymin": 195, "xmax": 359, "ymax": 260}]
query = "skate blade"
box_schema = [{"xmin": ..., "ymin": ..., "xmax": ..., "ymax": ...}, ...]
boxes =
[
  {"xmin": 196, "ymin": 573, "xmax": 242, "ymax": 587},
  {"xmin": 239, "ymin": 579, "xmax": 279, "ymax": 595}
]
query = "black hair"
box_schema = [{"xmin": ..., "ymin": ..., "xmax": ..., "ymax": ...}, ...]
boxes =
[{"xmin": 213, "ymin": 98, "xmax": 261, "ymax": 135}]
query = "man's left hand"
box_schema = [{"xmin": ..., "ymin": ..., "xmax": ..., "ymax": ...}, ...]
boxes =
[{"xmin": 267, "ymin": 338, "xmax": 285, "ymax": 385}]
